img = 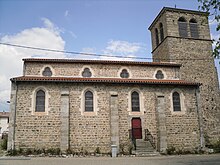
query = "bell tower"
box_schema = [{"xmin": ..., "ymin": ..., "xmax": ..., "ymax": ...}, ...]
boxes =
[{"xmin": 149, "ymin": 7, "xmax": 220, "ymax": 141}]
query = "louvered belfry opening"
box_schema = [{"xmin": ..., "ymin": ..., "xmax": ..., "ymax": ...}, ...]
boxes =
[
  {"xmin": 189, "ymin": 18, "xmax": 199, "ymax": 38},
  {"xmin": 159, "ymin": 23, "xmax": 164, "ymax": 41},
  {"xmin": 155, "ymin": 28, "xmax": 159, "ymax": 46},
  {"xmin": 178, "ymin": 17, "xmax": 188, "ymax": 38}
]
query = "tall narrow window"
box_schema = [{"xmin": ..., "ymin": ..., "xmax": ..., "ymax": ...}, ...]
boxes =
[
  {"xmin": 159, "ymin": 23, "xmax": 164, "ymax": 41},
  {"xmin": 42, "ymin": 67, "xmax": 52, "ymax": 77},
  {"xmin": 155, "ymin": 28, "xmax": 159, "ymax": 46},
  {"xmin": 85, "ymin": 91, "xmax": 93, "ymax": 112},
  {"xmin": 131, "ymin": 91, "xmax": 140, "ymax": 112},
  {"xmin": 35, "ymin": 90, "xmax": 45, "ymax": 112},
  {"xmin": 172, "ymin": 92, "xmax": 181, "ymax": 112},
  {"xmin": 178, "ymin": 17, "xmax": 188, "ymax": 37},
  {"xmin": 120, "ymin": 69, "xmax": 129, "ymax": 78},
  {"xmin": 189, "ymin": 18, "xmax": 199, "ymax": 38},
  {"xmin": 82, "ymin": 68, "xmax": 92, "ymax": 77}
]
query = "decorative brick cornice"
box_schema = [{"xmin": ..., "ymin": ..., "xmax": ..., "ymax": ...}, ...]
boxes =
[{"xmin": 11, "ymin": 76, "xmax": 201, "ymax": 86}]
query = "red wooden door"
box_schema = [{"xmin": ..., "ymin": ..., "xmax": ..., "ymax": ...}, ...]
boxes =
[{"xmin": 131, "ymin": 118, "xmax": 142, "ymax": 139}]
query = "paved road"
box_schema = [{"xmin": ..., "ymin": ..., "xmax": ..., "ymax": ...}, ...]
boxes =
[{"xmin": 0, "ymin": 154, "xmax": 219, "ymax": 165}]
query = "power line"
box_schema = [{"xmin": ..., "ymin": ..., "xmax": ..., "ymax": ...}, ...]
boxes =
[
  {"xmin": 0, "ymin": 42, "xmax": 215, "ymax": 61},
  {"xmin": 0, "ymin": 42, "xmax": 149, "ymax": 60}
]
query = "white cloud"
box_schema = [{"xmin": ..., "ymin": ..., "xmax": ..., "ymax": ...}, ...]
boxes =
[
  {"xmin": 82, "ymin": 47, "xmax": 96, "ymax": 54},
  {"xmin": 211, "ymin": 33, "xmax": 220, "ymax": 49},
  {"xmin": 69, "ymin": 31, "xmax": 77, "ymax": 39},
  {"xmin": 209, "ymin": 18, "xmax": 219, "ymax": 26},
  {"xmin": 101, "ymin": 40, "xmax": 144, "ymax": 61},
  {"xmin": 64, "ymin": 10, "xmax": 69, "ymax": 17},
  {"xmin": 0, "ymin": 18, "xmax": 66, "ymax": 111}
]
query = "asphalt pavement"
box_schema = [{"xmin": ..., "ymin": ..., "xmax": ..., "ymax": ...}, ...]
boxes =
[{"xmin": 0, "ymin": 154, "xmax": 219, "ymax": 165}]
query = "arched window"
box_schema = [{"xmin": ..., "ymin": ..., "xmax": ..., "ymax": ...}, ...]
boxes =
[
  {"xmin": 178, "ymin": 17, "xmax": 188, "ymax": 37},
  {"xmin": 82, "ymin": 68, "xmax": 92, "ymax": 77},
  {"xmin": 85, "ymin": 91, "xmax": 93, "ymax": 112},
  {"xmin": 155, "ymin": 70, "xmax": 164, "ymax": 79},
  {"xmin": 131, "ymin": 91, "xmax": 140, "ymax": 112},
  {"xmin": 120, "ymin": 69, "xmax": 129, "ymax": 78},
  {"xmin": 155, "ymin": 28, "xmax": 159, "ymax": 46},
  {"xmin": 35, "ymin": 90, "xmax": 45, "ymax": 112},
  {"xmin": 172, "ymin": 92, "xmax": 181, "ymax": 111},
  {"xmin": 189, "ymin": 18, "xmax": 199, "ymax": 38},
  {"xmin": 42, "ymin": 67, "xmax": 52, "ymax": 77},
  {"xmin": 159, "ymin": 23, "xmax": 164, "ymax": 41}
]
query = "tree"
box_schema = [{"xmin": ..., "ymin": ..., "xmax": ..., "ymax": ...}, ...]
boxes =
[{"xmin": 198, "ymin": 0, "xmax": 220, "ymax": 58}]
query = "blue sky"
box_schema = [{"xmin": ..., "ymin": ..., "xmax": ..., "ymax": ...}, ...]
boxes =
[{"xmin": 0, "ymin": 0, "xmax": 219, "ymax": 111}]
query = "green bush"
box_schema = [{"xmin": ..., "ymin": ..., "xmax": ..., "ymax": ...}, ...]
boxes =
[
  {"xmin": 1, "ymin": 138, "xmax": 7, "ymax": 150},
  {"xmin": 166, "ymin": 146, "xmax": 176, "ymax": 155},
  {"xmin": 94, "ymin": 147, "xmax": 101, "ymax": 154},
  {"xmin": 7, "ymin": 149, "xmax": 18, "ymax": 156},
  {"xmin": 212, "ymin": 139, "xmax": 220, "ymax": 153}
]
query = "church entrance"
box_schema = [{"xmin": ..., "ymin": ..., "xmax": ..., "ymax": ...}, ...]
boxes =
[{"xmin": 131, "ymin": 118, "xmax": 142, "ymax": 139}]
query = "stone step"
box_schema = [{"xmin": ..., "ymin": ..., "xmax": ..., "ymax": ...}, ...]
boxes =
[{"xmin": 133, "ymin": 139, "xmax": 159, "ymax": 157}]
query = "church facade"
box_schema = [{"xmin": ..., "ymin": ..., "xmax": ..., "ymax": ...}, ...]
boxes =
[{"xmin": 7, "ymin": 7, "xmax": 220, "ymax": 154}]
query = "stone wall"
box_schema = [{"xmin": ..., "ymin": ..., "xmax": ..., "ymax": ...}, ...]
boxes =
[
  {"xmin": 24, "ymin": 62, "xmax": 180, "ymax": 80},
  {"xmin": 150, "ymin": 8, "xmax": 220, "ymax": 141},
  {"xmin": 12, "ymin": 81, "xmax": 200, "ymax": 152}
]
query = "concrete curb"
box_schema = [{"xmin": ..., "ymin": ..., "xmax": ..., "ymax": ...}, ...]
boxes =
[{"xmin": 0, "ymin": 156, "xmax": 31, "ymax": 160}]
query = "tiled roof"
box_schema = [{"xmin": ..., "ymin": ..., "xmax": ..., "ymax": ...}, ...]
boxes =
[
  {"xmin": 0, "ymin": 112, "xmax": 9, "ymax": 118},
  {"xmin": 23, "ymin": 58, "xmax": 181, "ymax": 67},
  {"xmin": 11, "ymin": 76, "xmax": 200, "ymax": 86}
]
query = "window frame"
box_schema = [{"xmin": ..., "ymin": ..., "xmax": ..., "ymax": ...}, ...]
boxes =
[
  {"xmin": 170, "ymin": 89, "xmax": 186, "ymax": 115},
  {"xmin": 155, "ymin": 70, "xmax": 164, "ymax": 79},
  {"xmin": 155, "ymin": 28, "xmax": 159, "ymax": 46},
  {"xmin": 172, "ymin": 92, "xmax": 181, "ymax": 112},
  {"xmin": 189, "ymin": 18, "xmax": 199, "ymax": 38},
  {"xmin": 42, "ymin": 67, "xmax": 52, "ymax": 77},
  {"xmin": 84, "ymin": 90, "xmax": 94, "ymax": 112},
  {"xmin": 131, "ymin": 91, "xmax": 140, "ymax": 112},
  {"xmin": 31, "ymin": 87, "xmax": 50, "ymax": 115},
  {"xmin": 81, "ymin": 88, "xmax": 98, "ymax": 116},
  {"xmin": 120, "ymin": 69, "xmax": 129, "ymax": 78},
  {"xmin": 35, "ymin": 89, "xmax": 46, "ymax": 112},
  {"xmin": 178, "ymin": 17, "xmax": 188, "ymax": 38},
  {"xmin": 82, "ymin": 68, "xmax": 92, "ymax": 77},
  {"xmin": 159, "ymin": 23, "xmax": 164, "ymax": 41}
]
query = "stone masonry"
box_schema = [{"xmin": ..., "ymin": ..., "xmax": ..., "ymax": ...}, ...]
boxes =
[
  {"xmin": 149, "ymin": 7, "xmax": 220, "ymax": 141},
  {"xmin": 8, "ymin": 7, "xmax": 214, "ymax": 154}
]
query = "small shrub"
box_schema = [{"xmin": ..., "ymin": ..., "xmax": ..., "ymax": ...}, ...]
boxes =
[
  {"xmin": 94, "ymin": 147, "xmax": 101, "ymax": 154},
  {"xmin": 1, "ymin": 138, "xmax": 7, "ymax": 150},
  {"xmin": 66, "ymin": 148, "xmax": 73, "ymax": 155},
  {"xmin": 47, "ymin": 148, "xmax": 55, "ymax": 155},
  {"xmin": 166, "ymin": 146, "xmax": 176, "ymax": 155},
  {"xmin": 119, "ymin": 144, "xmax": 125, "ymax": 154},
  {"xmin": 129, "ymin": 145, "xmax": 133, "ymax": 155},
  {"xmin": 54, "ymin": 148, "xmax": 61, "ymax": 155},
  {"xmin": 18, "ymin": 148, "xmax": 24, "ymax": 155},
  {"xmin": 25, "ymin": 148, "xmax": 33, "ymax": 155},
  {"xmin": 212, "ymin": 139, "xmax": 220, "ymax": 153},
  {"xmin": 33, "ymin": 148, "xmax": 43, "ymax": 155},
  {"xmin": 7, "ymin": 149, "xmax": 18, "ymax": 156},
  {"xmin": 84, "ymin": 149, "xmax": 89, "ymax": 155}
]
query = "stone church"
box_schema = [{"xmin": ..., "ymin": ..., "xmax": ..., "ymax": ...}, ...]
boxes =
[{"xmin": 7, "ymin": 7, "xmax": 220, "ymax": 154}]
